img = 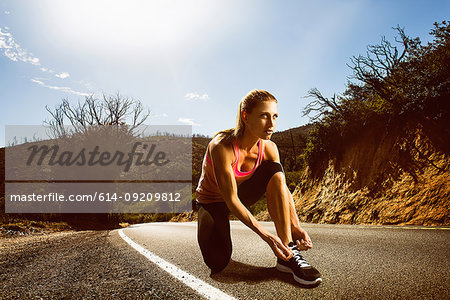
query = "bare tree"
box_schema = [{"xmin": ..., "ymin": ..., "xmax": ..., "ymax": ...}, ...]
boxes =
[
  {"xmin": 44, "ymin": 93, "xmax": 150, "ymax": 138},
  {"xmin": 348, "ymin": 28, "xmax": 407, "ymax": 80},
  {"xmin": 302, "ymin": 88, "xmax": 342, "ymax": 121},
  {"xmin": 303, "ymin": 26, "xmax": 415, "ymax": 122},
  {"xmin": 346, "ymin": 25, "xmax": 421, "ymax": 99}
]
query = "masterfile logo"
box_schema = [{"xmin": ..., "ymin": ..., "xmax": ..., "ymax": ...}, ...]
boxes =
[
  {"xmin": 5, "ymin": 125, "xmax": 192, "ymax": 213},
  {"xmin": 26, "ymin": 142, "xmax": 170, "ymax": 172}
]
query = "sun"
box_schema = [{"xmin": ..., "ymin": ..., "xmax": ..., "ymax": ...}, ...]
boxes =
[{"xmin": 42, "ymin": 0, "xmax": 231, "ymax": 62}]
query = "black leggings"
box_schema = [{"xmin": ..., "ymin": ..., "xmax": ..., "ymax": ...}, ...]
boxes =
[{"xmin": 197, "ymin": 160, "xmax": 284, "ymax": 273}]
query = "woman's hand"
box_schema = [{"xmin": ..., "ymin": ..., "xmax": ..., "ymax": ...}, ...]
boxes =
[
  {"xmin": 292, "ymin": 226, "xmax": 313, "ymax": 251},
  {"xmin": 263, "ymin": 233, "xmax": 293, "ymax": 261}
]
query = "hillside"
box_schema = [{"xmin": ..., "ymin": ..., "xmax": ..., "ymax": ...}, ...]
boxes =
[
  {"xmin": 2, "ymin": 122, "xmax": 448, "ymax": 228},
  {"xmin": 257, "ymin": 124, "xmax": 449, "ymax": 226}
]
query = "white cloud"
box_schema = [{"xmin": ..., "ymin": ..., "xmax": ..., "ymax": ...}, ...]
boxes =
[
  {"xmin": 0, "ymin": 27, "xmax": 40, "ymax": 65},
  {"xmin": 31, "ymin": 78, "xmax": 90, "ymax": 96},
  {"xmin": 55, "ymin": 72, "xmax": 70, "ymax": 79},
  {"xmin": 184, "ymin": 92, "xmax": 209, "ymax": 101},
  {"xmin": 178, "ymin": 118, "xmax": 200, "ymax": 126},
  {"xmin": 2, "ymin": 26, "xmax": 95, "ymax": 98},
  {"xmin": 153, "ymin": 113, "xmax": 168, "ymax": 118},
  {"xmin": 75, "ymin": 80, "xmax": 94, "ymax": 91},
  {"xmin": 4, "ymin": 11, "xmax": 10, "ymax": 15},
  {"xmin": 31, "ymin": 79, "xmax": 43, "ymax": 84},
  {"xmin": 40, "ymin": 67, "xmax": 55, "ymax": 74}
]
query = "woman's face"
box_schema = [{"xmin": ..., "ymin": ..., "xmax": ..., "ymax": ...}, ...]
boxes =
[{"xmin": 243, "ymin": 100, "xmax": 278, "ymax": 140}]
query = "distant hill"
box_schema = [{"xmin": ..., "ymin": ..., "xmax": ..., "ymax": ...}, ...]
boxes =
[{"xmin": 270, "ymin": 125, "xmax": 313, "ymax": 171}]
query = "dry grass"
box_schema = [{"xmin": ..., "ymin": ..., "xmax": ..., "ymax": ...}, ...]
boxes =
[{"xmin": 0, "ymin": 218, "xmax": 72, "ymax": 238}]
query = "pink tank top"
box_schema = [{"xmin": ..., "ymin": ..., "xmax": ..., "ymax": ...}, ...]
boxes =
[{"xmin": 196, "ymin": 139, "xmax": 265, "ymax": 204}]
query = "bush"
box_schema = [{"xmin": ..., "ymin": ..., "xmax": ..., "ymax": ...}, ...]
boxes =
[{"xmin": 285, "ymin": 171, "xmax": 302, "ymax": 192}]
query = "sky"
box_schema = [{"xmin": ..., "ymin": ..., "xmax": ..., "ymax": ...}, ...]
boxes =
[{"xmin": 1, "ymin": 0, "xmax": 449, "ymax": 147}]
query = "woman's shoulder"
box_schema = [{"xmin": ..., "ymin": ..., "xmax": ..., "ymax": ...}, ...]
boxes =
[
  {"xmin": 209, "ymin": 134, "xmax": 234, "ymax": 148},
  {"xmin": 207, "ymin": 135, "xmax": 235, "ymax": 158},
  {"xmin": 262, "ymin": 139, "xmax": 279, "ymax": 161},
  {"xmin": 262, "ymin": 139, "xmax": 278, "ymax": 151}
]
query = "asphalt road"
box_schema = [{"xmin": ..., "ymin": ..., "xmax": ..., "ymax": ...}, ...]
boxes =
[
  {"xmin": 1, "ymin": 222, "xmax": 449, "ymax": 299},
  {"xmin": 121, "ymin": 221, "xmax": 450, "ymax": 299}
]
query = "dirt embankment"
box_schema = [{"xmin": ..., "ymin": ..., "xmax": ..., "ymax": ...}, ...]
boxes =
[
  {"xmin": 256, "ymin": 126, "xmax": 449, "ymax": 226},
  {"xmin": 293, "ymin": 127, "xmax": 449, "ymax": 226}
]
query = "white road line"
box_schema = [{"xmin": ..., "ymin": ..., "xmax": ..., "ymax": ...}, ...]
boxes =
[{"xmin": 118, "ymin": 229, "xmax": 236, "ymax": 300}]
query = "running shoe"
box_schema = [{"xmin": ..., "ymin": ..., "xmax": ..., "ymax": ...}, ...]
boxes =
[{"xmin": 276, "ymin": 242, "xmax": 322, "ymax": 287}]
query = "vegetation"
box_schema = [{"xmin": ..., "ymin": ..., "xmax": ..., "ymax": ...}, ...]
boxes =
[
  {"xmin": 302, "ymin": 22, "xmax": 450, "ymax": 179},
  {"xmin": 269, "ymin": 125, "xmax": 313, "ymax": 171},
  {"xmin": 2, "ymin": 93, "xmax": 156, "ymax": 231},
  {"xmin": 45, "ymin": 92, "xmax": 150, "ymax": 138}
]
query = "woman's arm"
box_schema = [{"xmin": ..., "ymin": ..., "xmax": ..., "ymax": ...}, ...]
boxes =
[{"xmin": 210, "ymin": 142, "xmax": 292, "ymax": 261}]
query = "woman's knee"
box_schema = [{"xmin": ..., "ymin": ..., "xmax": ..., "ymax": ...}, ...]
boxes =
[
  {"xmin": 267, "ymin": 170, "xmax": 286, "ymax": 190},
  {"xmin": 198, "ymin": 226, "xmax": 232, "ymax": 273},
  {"xmin": 204, "ymin": 247, "xmax": 231, "ymax": 274},
  {"xmin": 260, "ymin": 160, "xmax": 284, "ymax": 176}
]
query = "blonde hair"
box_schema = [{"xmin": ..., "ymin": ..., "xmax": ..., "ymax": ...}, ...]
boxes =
[{"xmin": 214, "ymin": 89, "xmax": 277, "ymax": 144}]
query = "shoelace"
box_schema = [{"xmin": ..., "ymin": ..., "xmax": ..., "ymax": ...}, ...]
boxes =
[{"xmin": 291, "ymin": 247, "xmax": 311, "ymax": 268}]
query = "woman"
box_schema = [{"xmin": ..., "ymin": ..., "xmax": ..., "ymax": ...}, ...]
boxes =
[{"xmin": 195, "ymin": 90, "xmax": 321, "ymax": 286}]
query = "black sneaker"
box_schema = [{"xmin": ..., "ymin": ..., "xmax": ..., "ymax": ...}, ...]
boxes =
[{"xmin": 276, "ymin": 242, "xmax": 322, "ymax": 287}]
